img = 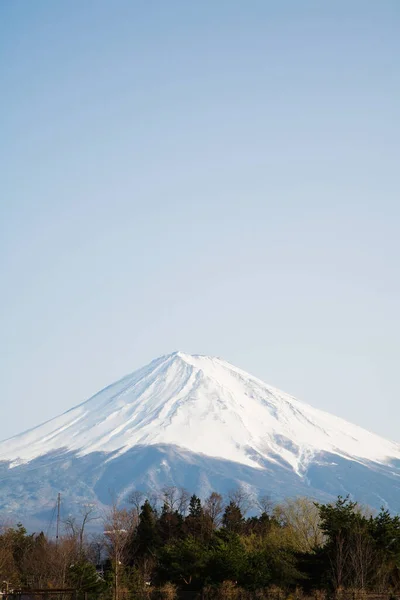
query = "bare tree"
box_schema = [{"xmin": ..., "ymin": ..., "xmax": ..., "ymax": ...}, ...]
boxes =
[
  {"xmin": 177, "ymin": 487, "xmax": 190, "ymax": 516},
  {"xmin": 160, "ymin": 485, "xmax": 190, "ymax": 515},
  {"xmin": 148, "ymin": 491, "xmax": 160, "ymax": 514},
  {"xmin": 161, "ymin": 486, "xmax": 180, "ymax": 512},
  {"xmin": 103, "ymin": 501, "xmax": 136, "ymax": 600},
  {"xmin": 204, "ymin": 492, "xmax": 224, "ymax": 528},
  {"xmin": 52, "ymin": 535, "xmax": 80, "ymax": 588},
  {"xmin": 0, "ymin": 525, "xmax": 18, "ymax": 588},
  {"xmin": 330, "ymin": 528, "xmax": 350, "ymax": 591},
  {"xmin": 87, "ymin": 532, "xmax": 107, "ymax": 565},
  {"xmin": 350, "ymin": 521, "xmax": 375, "ymax": 590},
  {"xmin": 128, "ymin": 490, "xmax": 146, "ymax": 517},
  {"xmin": 273, "ymin": 497, "xmax": 324, "ymax": 552},
  {"xmin": 64, "ymin": 503, "xmax": 99, "ymax": 555},
  {"xmin": 256, "ymin": 494, "xmax": 274, "ymax": 516},
  {"xmin": 228, "ymin": 485, "xmax": 254, "ymax": 516}
]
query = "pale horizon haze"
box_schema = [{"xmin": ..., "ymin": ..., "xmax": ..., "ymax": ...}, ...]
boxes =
[{"xmin": 1, "ymin": 1, "xmax": 399, "ymax": 443}]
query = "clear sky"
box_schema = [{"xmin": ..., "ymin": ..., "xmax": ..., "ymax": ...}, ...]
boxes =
[{"xmin": 1, "ymin": 1, "xmax": 399, "ymax": 443}]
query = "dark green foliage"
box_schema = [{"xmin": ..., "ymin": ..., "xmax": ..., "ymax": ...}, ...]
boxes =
[
  {"xmin": 316, "ymin": 495, "xmax": 359, "ymax": 539},
  {"xmin": 68, "ymin": 560, "xmax": 106, "ymax": 597},
  {"xmin": 222, "ymin": 501, "xmax": 244, "ymax": 533},
  {"xmin": 158, "ymin": 535, "xmax": 210, "ymax": 588},
  {"xmin": 241, "ymin": 547, "xmax": 273, "ymax": 589},
  {"xmin": 158, "ymin": 503, "xmax": 184, "ymax": 543},
  {"xmin": 189, "ymin": 494, "xmax": 203, "ymax": 518},
  {"xmin": 208, "ymin": 531, "xmax": 247, "ymax": 584},
  {"xmin": 372, "ymin": 508, "xmax": 400, "ymax": 559},
  {"xmin": 135, "ymin": 499, "xmax": 160, "ymax": 558},
  {"xmin": 371, "ymin": 508, "xmax": 400, "ymax": 590},
  {"xmin": 185, "ymin": 495, "xmax": 207, "ymax": 540},
  {"xmin": 244, "ymin": 512, "xmax": 272, "ymax": 536}
]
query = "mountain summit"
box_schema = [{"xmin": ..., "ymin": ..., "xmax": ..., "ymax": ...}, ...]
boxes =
[{"xmin": 1, "ymin": 352, "xmax": 400, "ymax": 525}]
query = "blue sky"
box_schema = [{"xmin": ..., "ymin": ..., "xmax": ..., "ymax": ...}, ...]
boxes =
[{"xmin": 1, "ymin": 0, "xmax": 399, "ymax": 441}]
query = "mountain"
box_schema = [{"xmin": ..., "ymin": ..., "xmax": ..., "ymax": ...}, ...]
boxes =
[{"xmin": 1, "ymin": 352, "xmax": 399, "ymax": 527}]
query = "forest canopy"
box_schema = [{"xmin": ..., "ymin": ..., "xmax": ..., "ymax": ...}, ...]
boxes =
[{"xmin": 1, "ymin": 489, "xmax": 400, "ymax": 600}]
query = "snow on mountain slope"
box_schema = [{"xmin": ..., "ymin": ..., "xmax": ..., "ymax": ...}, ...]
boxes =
[{"xmin": 1, "ymin": 352, "xmax": 399, "ymax": 477}]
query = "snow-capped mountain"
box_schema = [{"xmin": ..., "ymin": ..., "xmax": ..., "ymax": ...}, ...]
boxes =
[{"xmin": 1, "ymin": 352, "xmax": 399, "ymax": 526}]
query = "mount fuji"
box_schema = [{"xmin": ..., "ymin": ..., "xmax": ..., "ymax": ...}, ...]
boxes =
[{"xmin": 1, "ymin": 352, "xmax": 399, "ymax": 527}]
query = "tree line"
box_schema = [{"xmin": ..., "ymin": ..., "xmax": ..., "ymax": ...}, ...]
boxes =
[{"xmin": 1, "ymin": 488, "xmax": 400, "ymax": 599}]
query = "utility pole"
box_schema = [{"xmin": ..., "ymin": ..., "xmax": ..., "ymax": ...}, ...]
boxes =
[
  {"xmin": 56, "ymin": 492, "xmax": 61, "ymax": 547},
  {"xmin": 114, "ymin": 553, "xmax": 118, "ymax": 600}
]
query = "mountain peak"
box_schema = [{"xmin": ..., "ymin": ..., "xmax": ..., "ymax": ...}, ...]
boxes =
[
  {"xmin": 167, "ymin": 350, "xmax": 226, "ymax": 365},
  {"xmin": 1, "ymin": 353, "xmax": 399, "ymax": 476}
]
